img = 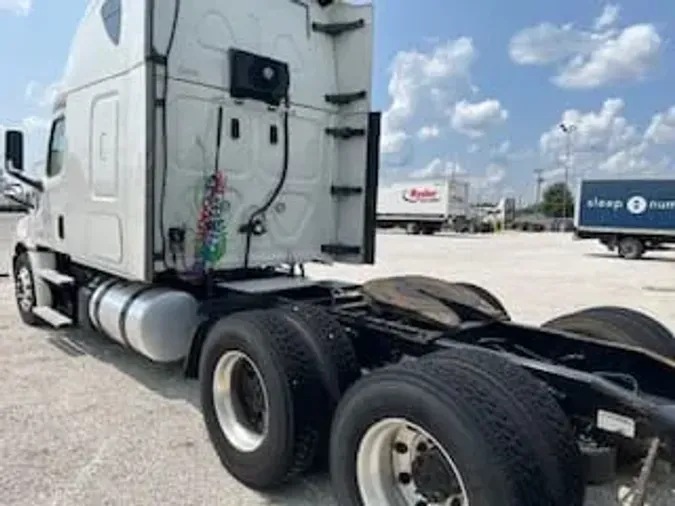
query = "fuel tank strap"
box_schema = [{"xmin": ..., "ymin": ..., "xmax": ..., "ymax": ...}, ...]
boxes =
[
  {"xmin": 118, "ymin": 285, "xmax": 160, "ymax": 352},
  {"xmin": 91, "ymin": 278, "xmax": 119, "ymax": 331}
]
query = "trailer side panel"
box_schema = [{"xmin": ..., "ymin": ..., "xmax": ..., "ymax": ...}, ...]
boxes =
[{"xmin": 576, "ymin": 179, "xmax": 675, "ymax": 233}]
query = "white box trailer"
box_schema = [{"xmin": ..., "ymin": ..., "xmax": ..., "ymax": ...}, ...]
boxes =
[{"xmin": 377, "ymin": 178, "xmax": 470, "ymax": 234}]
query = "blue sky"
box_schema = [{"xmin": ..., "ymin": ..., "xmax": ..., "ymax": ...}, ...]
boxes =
[{"xmin": 1, "ymin": 0, "xmax": 674, "ymax": 203}]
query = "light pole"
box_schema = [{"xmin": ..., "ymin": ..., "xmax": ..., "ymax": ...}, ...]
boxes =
[
  {"xmin": 534, "ymin": 169, "xmax": 545, "ymax": 206},
  {"xmin": 559, "ymin": 123, "xmax": 577, "ymax": 221}
]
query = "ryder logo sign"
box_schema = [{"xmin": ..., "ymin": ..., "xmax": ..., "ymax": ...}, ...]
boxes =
[{"xmin": 402, "ymin": 186, "xmax": 441, "ymax": 203}]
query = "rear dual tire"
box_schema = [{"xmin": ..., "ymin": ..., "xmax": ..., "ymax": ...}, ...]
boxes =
[
  {"xmin": 543, "ymin": 306, "xmax": 675, "ymax": 465},
  {"xmin": 201, "ymin": 307, "xmax": 585, "ymax": 505},
  {"xmin": 330, "ymin": 347, "xmax": 584, "ymax": 506},
  {"xmin": 199, "ymin": 306, "xmax": 359, "ymax": 489},
  {"xmin": 543, "ymin": 306, "xmax": 675, "ymax": 359}
]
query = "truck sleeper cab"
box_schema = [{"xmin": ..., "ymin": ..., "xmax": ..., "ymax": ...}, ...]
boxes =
[{"xmin": 5, "ymin": 2, "xmax": 675, "ymax": 506}]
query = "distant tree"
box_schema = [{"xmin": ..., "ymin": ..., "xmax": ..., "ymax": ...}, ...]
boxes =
[
  {"xmin": 518, "ymin": 203, "xmax": 542, "ymax": 215},
  {"xmin": 541, "ymin": 182, "xmax": 574, "ymax": 218}
]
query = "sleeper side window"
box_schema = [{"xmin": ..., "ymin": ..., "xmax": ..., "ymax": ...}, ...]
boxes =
[
  {"xmin": 101, "ymin": 0, "xmax": 122, "ymax": 45},
  {"xmin": 46, "ymin": 117, "xmax": 67, "ymax": 178}
]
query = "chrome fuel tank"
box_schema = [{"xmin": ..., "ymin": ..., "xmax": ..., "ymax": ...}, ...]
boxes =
[{"xmin": 89, "ymin": 280, "xmax": 200, "ymax": 363}]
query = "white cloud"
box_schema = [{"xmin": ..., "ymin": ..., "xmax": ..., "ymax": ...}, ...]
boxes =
[
  {"xmin": 509, "ymin": 23, "xmax": 604, "ymax": 66},
  {"xmin": 539, "ymin": 98, "xmax": 672, "ymax": 179},
  {"xmin": 408, "ymin": 158, "xmax": 506, "ymax": 198},
  {"xmin": 451, "ymin": 99, "xmax": 508, "ymax": 138},
  {"xmin": 417, "ymin": 125, "xmax": 441, "ymax": 141},
  {"xmin": 380, "ymin": 127, "xmax": 409, "ymax": 155},
  {"xmin": 25, "ymin": 80, "xmax": 61, "ymax": 109},
  {"xmin": 509, "ymin": 6, "xmax": 662, "ymax": 89},
  {"xmin": 594, "ymin": 4, "xmax": 620, "ymax": 31},
  {"xmin": 482, "ymin": 163, "xmax": 507, "ymax": 187},
  {"xmin": 21, "ymin": 116, "xmax": 50, "ymax": 134},
  {"xmin": 0, "ymin": 0, "xmax": 31, "ymax": 15},
  {"xmin": 410, "ymin": 157, "xmax": 464, "ymax": 179},
  {"xmin": 555, "ymin": 25, "xmax": 661, "ymax": 89},
  {"xmin": 466, "ymin": 163, "xmax": 508, "ymax": 201},
  {"xmin": 467, "ymin": 143, "xmax": 480, "ymax": 154},
  {"xmin": 0, "ymin": 116, "xmax": 49, "ymax": 137},
  {"xmin": 597, "ymin": 143, "xmax": 650, "ymax": 174},
  {"xmin": 494, "ymin": 140, "xmax": 511, "ymax": 156},
  {"xmin": 381, "ymin": 38, "xmax": 476, "ymax": 155},
  {"xmin": 645, "ymin": 106, "xmax": 675, "ymax": 145}
]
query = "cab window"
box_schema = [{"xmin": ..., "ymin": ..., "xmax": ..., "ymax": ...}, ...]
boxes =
[{"xmin": 46, "ymin": 117, "xmax": 66, "ymax": 178}]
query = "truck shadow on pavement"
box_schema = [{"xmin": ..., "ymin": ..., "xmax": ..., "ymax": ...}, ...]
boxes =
[
  {"xmin": 586, "ymin": 252, "xmax": 675, "ymax": 263},
  {"xmin": 41, "ymin": 324, "xmax": 336, "ymax": 504}
]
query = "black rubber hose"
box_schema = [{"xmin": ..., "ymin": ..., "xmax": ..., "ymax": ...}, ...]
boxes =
[
  {"xmin": 158, "ymin": 0, "xmax": 181, "ymax": 269},
  {"xmin": 243, "ymin": 96, "xmax": 291, "ymax": 270}
]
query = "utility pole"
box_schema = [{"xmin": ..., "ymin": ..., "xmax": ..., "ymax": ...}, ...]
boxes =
[
  {"xmin": 559, "ymin": 123, "xmax": 577, "ymax": 220},
  {"xmin": 533, "ymin": 169, "xmax": 545, "ymax": 206}
]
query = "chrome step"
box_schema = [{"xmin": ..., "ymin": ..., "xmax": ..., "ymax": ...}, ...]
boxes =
[
  {"xmin": 37, "ymin": 268, "xmax": 74, "ymax": 286},
  {"xmin": 33, "ymin": 306, "xmax": 73, "ymax": 328}
]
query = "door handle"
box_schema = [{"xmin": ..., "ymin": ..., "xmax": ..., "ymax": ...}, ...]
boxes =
[
  {"xmin": 58, "ymin": 215, "xmax": 65, "ymax": 240},
  {"xmin": 100, "ymin": 133, "xmax": 107, "ymax": 161}
]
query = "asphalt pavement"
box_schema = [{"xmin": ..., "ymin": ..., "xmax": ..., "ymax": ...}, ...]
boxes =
[{"xmin": 1, "ymin": 214, "xmax": 674, "ymax": 505}]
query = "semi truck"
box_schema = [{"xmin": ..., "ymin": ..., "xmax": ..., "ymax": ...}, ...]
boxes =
[
  {"xmin": 575, "ymin": 178, "xmax": 675, "ymax": 260},
  {"xmin": 376, "ymin": 178, "xmax": 470, "ymax": 234},
  {"xmin": 4, "ymin": 2, "xmax": 675, "ymax": 505}
]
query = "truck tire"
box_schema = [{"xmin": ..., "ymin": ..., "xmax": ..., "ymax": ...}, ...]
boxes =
[
  {"xmin": 576, "ymin": 306, "xmax": 675, "ymax": 359},
  {"xmin": 276, "ymin": 302, "xmax": 360, "ymax": 401},
  {"xmin": 199, "ymin": 309, "xmax": 325, "ymax": 490},
  {"xmin": 275, "ymin": 303, "xmax": 361, "ymax": 468},
  {"xmin": 405, "ymin": 223, "xmax": 421, "ymax": 235},
  {"xmin": 452, "ymin": 282, "xmax": 510, "ymax": 320},
  {"xmin": 544, "ymin": 308, "xmax": 674, "ymax": 467},
  {"xmin": 13, "ymin": 252, "xmax": 41, "ymax": 326},
  {"xmin": 617, "ymin": 237, "xmax": 644, "ymax": 260},
  {"xmin": 426, "ymin": 348, "xmax": 584, "ymax": 505},
  {"xmin": 543, "ymin": 308, "xmax": 675, "ymax": 359},
  {"xmin": 330, "ymin": 354, "xmax": 569, "ymax": 506}
]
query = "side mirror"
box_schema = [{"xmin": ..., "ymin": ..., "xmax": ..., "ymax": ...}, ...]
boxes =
[{"xmin": 4, "ymin": 130, "xmax": 24, "ymax": 172}]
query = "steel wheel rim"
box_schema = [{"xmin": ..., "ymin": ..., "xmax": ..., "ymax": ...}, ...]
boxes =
[
  {"xmin": 356, "ymin": 418, "xmax": 469, "ymax": 506},
  {"xmin": 15, "ymin": 266, "xmax": 34, "ymax": 313},
  {"xmin": 212, "ymin": 350, "xmax": 269, "ymax": 453}
]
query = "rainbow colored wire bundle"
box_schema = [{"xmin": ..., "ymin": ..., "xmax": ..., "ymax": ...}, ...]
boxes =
[{"xmin": 194, "ymin": 171, "xmax": 226, "ymax": 272}]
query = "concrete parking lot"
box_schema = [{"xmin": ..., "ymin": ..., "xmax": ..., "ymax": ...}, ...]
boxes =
[{"xmin": 1, "ymin": 213, "xmax": 675, "ymax": 505}]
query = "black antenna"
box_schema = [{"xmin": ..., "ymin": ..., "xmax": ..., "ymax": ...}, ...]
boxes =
[{"xmin": 214, "ymin": 105, "xmax": 224, "ymax": 174}]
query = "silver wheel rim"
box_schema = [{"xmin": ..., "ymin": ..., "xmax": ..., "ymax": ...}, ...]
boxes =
[
  {"xmin": 212, "ymin": 351, "xmax": 269, "ymax": 453},
  {"xmin": 16, "ymin": 266, "xmax": 34, "ymax": 313},
  {"xmin": 356, "ymin": 418, "xmax": 469, "ymax": 506}
]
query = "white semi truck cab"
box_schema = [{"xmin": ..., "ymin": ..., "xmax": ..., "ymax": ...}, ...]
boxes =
[
  {"xmin": 4, "ymin": 0, "xmax": 378, "ymax": 352},
  {"xmin": 5, "ymin": 2, "xmax": 675, "ymax": 505}
]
